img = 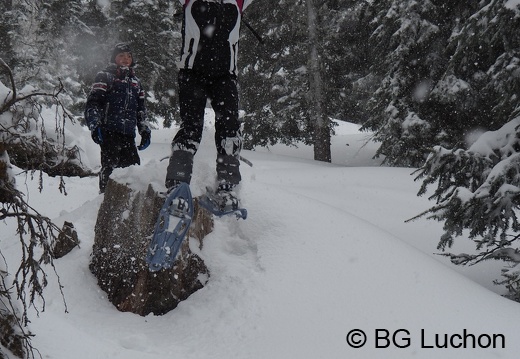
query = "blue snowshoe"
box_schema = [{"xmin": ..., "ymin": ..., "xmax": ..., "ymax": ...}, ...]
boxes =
[
  {"xmin": 146, "ymin": 182, "xmax": 193, "ymax": 272},
  {"xmin": 198, "ymin": 187, "xmax": 247, "ymax": 220}
]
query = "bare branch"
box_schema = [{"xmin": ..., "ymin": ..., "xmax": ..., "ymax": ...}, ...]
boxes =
[
  {"xmin": 0, "ymin": 58, "xmax": 17, "ymax": 113},
  {"xmin": 0, "ymin": 58, "xmax": 64, "ymax": 115},
  {"xmin": 1, "ymin": 195, "xmax": 68, "ymax": 324},
  {"xmin": 1, "ymin": 257, "xmax": 43, "ymax": 359},
  {"xmin": 0, "ymin": 58, "xmax": 17, "ymax": 102}
]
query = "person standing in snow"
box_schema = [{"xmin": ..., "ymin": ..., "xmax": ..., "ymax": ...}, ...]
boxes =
[
  {"xmin": 85, "ymin": 43, "xmax": 151, "ymax": 193},
  {"xmin": 165, "ymin": 0, "xmax": 253, "ymax": 206}
]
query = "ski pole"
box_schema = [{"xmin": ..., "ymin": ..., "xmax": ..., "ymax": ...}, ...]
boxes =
[{"xmin": 241, "ymin": 16, "xmax": 264, "ymax": 45}]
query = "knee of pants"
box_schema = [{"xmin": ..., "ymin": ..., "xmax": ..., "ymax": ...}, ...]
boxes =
[{"xmin": 171, "ymin": 139, "xmax": 200, "ymax": 154}]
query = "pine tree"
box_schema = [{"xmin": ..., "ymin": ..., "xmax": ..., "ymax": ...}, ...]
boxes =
[
  {"xmin": 438, "ymin": 0, "xmax": 520, "ymax": 134},
  {"xmin": 319, "ymin": 1, "xmax": 374, "ymax": 126},
  {"xmin": 74, "ymin": 0, "xmax": 111, "ymax": 101},
  {"xmin": 412, "ymin": 114, "xmax": 520, "ymax": 300},
  {"xmin": 240, "ymin": 0, "xmax": 367, "ymax": 154},
  {"xmin": 0, "ymin": 0, "xmax": 16, "ymax": 67},
  {"xmin": 361, "ymin": 0, "xmax": 457, "ymax": 167},
  {"xmin": 240, "ymin": 0, "xmax": 310, "ymax": 149},
  {"xmin": 411, "ymin": 0, "xmax": 520, "ymax": 301},
  {"xmin": 362, "ymin": 0, "xmax": 520, "ymax": 167},
  {"xmin": 4, "ymin": 0, "xmax": 95, "ymax": 114}
]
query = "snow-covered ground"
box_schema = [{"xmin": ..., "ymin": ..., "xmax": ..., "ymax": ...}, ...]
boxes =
[{"xmin": 2, "ymin": 110, "xmax": 520, "ymax": 358}]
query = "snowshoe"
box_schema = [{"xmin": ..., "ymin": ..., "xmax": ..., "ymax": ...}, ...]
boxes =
[
  {"xmin": 146, "ymin": 182, "xmax": 193, "ymax": 272},
  {"xmin": 198, "ymin": 186, "xmax": 247, "ymax": 220}
]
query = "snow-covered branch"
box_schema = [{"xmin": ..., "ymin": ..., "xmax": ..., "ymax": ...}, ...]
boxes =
[{"xmin": 0, "ymin": 58, "xmax": 64, "ymax": 116}]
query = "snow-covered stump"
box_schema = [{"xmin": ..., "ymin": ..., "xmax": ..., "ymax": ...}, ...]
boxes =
[
  {"xmin": 89, "ymin": 179, "xmax": 211, "ymax": 316},
  {"xmin": 52, "ymin": 221, "xmax": 79, "ymax": 259}
]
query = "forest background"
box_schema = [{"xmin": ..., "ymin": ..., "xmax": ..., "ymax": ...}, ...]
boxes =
[
  {"xmin": 2, "ymin": 0, "xmax": 519, "ymax": 165},
  {"xmin": 3, "ymin": 1, "xmax": 520, "ymax": 356},
  {"xmin": 3, "ymin": 0, "xmax": 520, "ymax": 326}
]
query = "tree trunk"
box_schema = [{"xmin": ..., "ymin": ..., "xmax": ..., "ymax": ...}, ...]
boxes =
[
  {"xmin": 0, "ymin": 144, "xmax": 16, "ymax": 204},
  {"xmin": 307, "ymin": 0, "xmax": 331, "ymax": 163},
  {"xmin": 89, "ymin": 179, "xmax": 211, "ymax": 316},
  {"xmin": 0, "ymin": 1, "xmax": 15, "ymax": 68}
]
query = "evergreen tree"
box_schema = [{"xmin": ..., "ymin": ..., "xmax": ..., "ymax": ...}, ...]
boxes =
[
  {"xmin": 438, "ymin": 0, "xmax": 520, "ymax": 134},
  {"xmin": 362, "ymin": 0, "xmax": 520, "ymax": 167},
  {"xmin": 361, "ymin": 0, "xmax": 457, "ymax": 167},
  {"xmin": 5, "ymin": 0, "xmax": 95, "ymax": 112},
  {"xmin": 0, "ymin": 0, "xmax": 16, "ymax": 68},
  {"xmin": 240, "ymin": 0, "xmax": 367, "ymax": 154},
  {"xmin": 412, "ymin": 113, "xmax": 520, "ymax": 301},
  {"xmin": 319, "ymin": 1, "xmax": 374, "ymax": 126},
  {"xmin": 240, "ymin": 0, "xmax": 310, "ymax": 149},
  {"xmin": 412, "ymin": 1, "xmax": 520, "ymax": 300},
  {"xmin": 74, "ymin": 0, "xmax": 111, "ymax": 108}
]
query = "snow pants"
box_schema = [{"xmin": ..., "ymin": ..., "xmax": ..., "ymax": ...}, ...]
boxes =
[
  {"xmin": 165, "ymin": 69, "xmax": 242, "ymax": 188},
  {"xmin": 99, "ymin": 130, "xmax": 140, "ymax": 193}
]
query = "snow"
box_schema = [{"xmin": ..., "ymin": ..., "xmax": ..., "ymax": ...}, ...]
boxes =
[
  {"xmin": 469, "ymin": 116, "xmax": 520, "ymax": 159},
  {"xmin": 431, "ymin": 74, "xmax": 470, "ymax": 101},
  {"xmin": 2, "ymin": 110, "xmax": 520, "ymax": 358},
  {"xmin": 505, "ymin": 0, "xmax": 520, "ymax": 11}
]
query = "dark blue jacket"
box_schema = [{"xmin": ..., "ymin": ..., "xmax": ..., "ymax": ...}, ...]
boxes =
[{"xmin": 85, "ymin": 65, "xmax": 148, "ymax": 137}]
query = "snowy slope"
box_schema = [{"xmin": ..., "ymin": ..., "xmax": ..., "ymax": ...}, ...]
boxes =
[{"xmin": 2, "ymin": 111, "xmax": 520, "ymax": 358}]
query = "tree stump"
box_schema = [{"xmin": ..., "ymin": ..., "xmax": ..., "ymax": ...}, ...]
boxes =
[
  {"xmin": 52, "ymin": 221, "xmax": 79, "ymax": 259},
  {"xmin": 89, "ymin": 179, "xmax": 212, "ymax": 316}
]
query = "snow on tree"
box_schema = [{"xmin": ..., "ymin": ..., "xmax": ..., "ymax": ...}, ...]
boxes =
[
  {"xmin": 412, "ymin": 114, "xmax": 520, "ymax": 301},
  {"xmin": 361, "ymin": 0, "xmax": 454, "ymax": 167},
  {"xmin": 363, "ymin": 0, "xmax": 520, "ymax": 167},
  {"xmin": 240, "ymin": 0, "xmax": 362, "ymax": 156},
  {"xmin": 319, "ymin": 1, "xmax": 375, "ymax": 126},
  {"xmin": 240, "ymin": 0, "xmax": 311, "ymax": 149},
  {"xmin": 105, "ymin": 0, "xmax": 180, "ymax": 127},
  {"xmin": 3, "ymin": 0, "xmax": 181, "ymax": 128},
  {"xmin": 408, "ymin": 0, "xmax": 520, "ymax": 301},
  {"xmin": 1, "ymin": 58, "xmax": 76, "ymax": 359}
]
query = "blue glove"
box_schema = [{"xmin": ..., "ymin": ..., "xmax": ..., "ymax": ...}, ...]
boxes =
[
  {"xmin": 91, "ymin": 126, "xmax": 103, "ymax": 145},
  {"xmin": 137, "ymin": 128, "xmax": 151, "ymax": 150}
]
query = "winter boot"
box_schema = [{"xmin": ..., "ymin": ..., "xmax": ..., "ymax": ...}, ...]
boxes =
[
  {"xmin": 214, "ymin": 182, "xmax": 240, "ymax": 211},
  {"xmin": 165, "ymin": 179, "xmax": 182, "ymax": 195}
]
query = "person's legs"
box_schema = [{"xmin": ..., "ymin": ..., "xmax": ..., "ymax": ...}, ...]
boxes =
[
  {"xmin": 210, "ymin": 74, "xmax": 242, "ymax": 189},
  {"xmin": 165, "ymin": 70, "xmax": 207, "ymax": 189},
  {"xmin": 99, "ymin": 130, "xmax": 118, "ymax": 193},
  {"xmin": 99, "ymin": 131, "xmax": 140, "ymax": 193},
  {"xmin": 118, "ymin": 134, "xmax": 140, "ymax": 168}
]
